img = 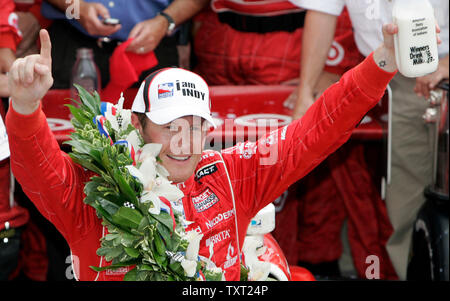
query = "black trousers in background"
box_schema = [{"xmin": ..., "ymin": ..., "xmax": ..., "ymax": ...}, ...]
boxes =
[
  {"xmin": 0, "ymin": 228, "xmax": 22, "ymax": 280},
  {"xmin": 47, "ymin": 20, "xmax": 179, "ymax": 89}
]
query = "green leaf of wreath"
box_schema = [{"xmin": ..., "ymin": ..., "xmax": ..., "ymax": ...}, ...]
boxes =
[
  {"xmin": 124, "ymin": 247, "xmax": 140, "ymax": 258},
  {"xmin": 123, "ymin": 267, "xmax": 138, "ymax": 281},
  {"xmin": 150, "ymin": 211, "xmax": 174, "ymax": 233},
  {"xmin": 111, "ymin": 207, "xmax": 143, "ymax": 230}
]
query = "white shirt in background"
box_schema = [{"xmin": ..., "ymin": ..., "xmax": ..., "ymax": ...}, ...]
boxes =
[{"xmin": 292, "ymin": 0, "xmax": 449, "ymax": 57}]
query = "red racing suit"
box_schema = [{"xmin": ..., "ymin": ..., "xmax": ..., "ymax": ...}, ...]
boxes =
[
  {"xmin": 0, "ymin": 0, "xmax": 46, "ymax": 51},
  {"xmin": 6, "ymin": 54, "xmax": 395, "ymax": 281},
  {"xmin": 0, "ymin": 0, "xmax": 21, "ymax": 51}
]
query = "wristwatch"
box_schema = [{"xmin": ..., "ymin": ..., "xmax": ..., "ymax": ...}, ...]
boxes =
[{"xmin": 158, "ymin": 11, "xmax": 176, "ymax": 35}]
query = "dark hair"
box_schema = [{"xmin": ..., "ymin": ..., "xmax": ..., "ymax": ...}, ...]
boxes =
[{"xmin": 134, "ymin": 112, "xmax": 148, "ymax": 129}]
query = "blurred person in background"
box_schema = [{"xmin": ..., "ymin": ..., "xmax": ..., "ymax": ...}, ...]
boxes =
[
  {"xmin": 192, "ymin": 0, "xmax": 361, "ymax": 87},
  {"xmin": 42, "ymin": 0, "xmax": 210, "ymax": 89},
  {"xmin": 1, "ymin": 0, "xmax": 49, "ymax": 280}
]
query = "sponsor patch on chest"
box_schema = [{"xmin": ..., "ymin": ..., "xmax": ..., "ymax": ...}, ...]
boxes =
[
  {"xmin": 191, "ymin": 188, "xmax": 219, "ymax": 212},
  {"xmin": 195, "ymin": 164, "xmax": 218, "ymax": 181},
  {"xmin": 205, "ymin": 209, "xmax": 235, "ymax": 230}
]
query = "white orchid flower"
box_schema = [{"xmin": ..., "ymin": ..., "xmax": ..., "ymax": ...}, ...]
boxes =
[
  {"xmin": 102, "ymin": 97, "xmax": 132, "ymax": 134},
  {"xmin": 138, "ymin": 143, "xmax": 162, "ymax": 162},
  {"xmin": 116, "ymin": 93, "xmax": 125, "ymax": 109},
  {"xmin": 242, "ymin": 237, "xmax": 271, "ymax": 281},
  {"xmin": 198, "ymin": 255, "xmax": 225, "ymax": 281},
  {"xmin": 125, "ymin": 157, "xmax": 156, "ymax": 192},
  {"xmin": 152, "ymin": 177, "xmax": 184, "ymax": 203},
  {"xmin": 183, "ymin": 230, "xmax": 204, "ymax": 261},
  {"xmin": 181, "ymin": 259, "xmax": 197, "ymax": 278},
  {"xmin": 125, "ymin": 165, "xmax": 142, "ymax": 181},
  {"xmin": 126, "ymin": 142, "xmax": 184, "ymax": 216},
  {"xmin": 125, "ymin": 130, "xmax": 143, "ymax": 153},
  {"xmin": 104, "ymin": 110, "xmax": 120, "ymax": 132},
  {"xmin": 104, "ymin": 109, "xmax": 132, "ymax": 133},
  {"xmin": 206, "ymin": 266, "xmax": 226, "ymax": 281},
  {"xmin": 248, "ymin": 261, "xmax": 271, "ymax": 281},
  {"xmin": 140, "ymin": 190, "xmax": 162, "ymax": 215},
  {"xmin": 156, "ymin": 164, "xmax": 170, "ymax": 178},
  {"xmin": 118, "ymin": 109, "xmax": 131, "ymax": 129},
  {"xmin": 139, "ymin": 158, "xmax": 157, "ymax": 188}
]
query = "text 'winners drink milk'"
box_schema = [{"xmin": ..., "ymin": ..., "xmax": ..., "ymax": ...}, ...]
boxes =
[{"xmin": 392, "ymin": 0, "xmax": 439, "ymax": 77}]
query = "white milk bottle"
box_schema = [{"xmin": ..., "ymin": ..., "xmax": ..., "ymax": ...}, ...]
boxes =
[{"xmin": 392, "ymin": 0, "xmax": 439, "ymax": 77}]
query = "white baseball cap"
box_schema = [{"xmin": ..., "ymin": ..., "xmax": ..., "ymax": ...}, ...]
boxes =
[{"xmin": 131, "ymin": 68, "xmax": 216, "ymax": 128}]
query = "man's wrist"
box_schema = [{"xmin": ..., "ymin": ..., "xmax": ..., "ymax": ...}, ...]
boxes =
[
  {"xmin": 297, "ymin": 84, "xmax": 315, "ymax": 99},
  {"xmin": 10, "ymin": 98, "xmax": 40, "ymax": 115},
  {"xmin": 157, "ymin": 11, "xmax": 176, "ymax": 35},
  {"xmin": 372, "ymin": 45, "xmax": 397, "ymax": 73},
  {"xmin": 6, "ymin": 100, "xmax": 45, "ymax": 138}
]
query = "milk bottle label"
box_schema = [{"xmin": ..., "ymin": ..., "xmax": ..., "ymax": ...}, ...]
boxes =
[
  {"xmin": 393, "ymin": 0, "xmax": 439, "ymax": 78},
  {"xmin": 408, "ymin": 18, "xmax": 435, "ymax": 66}
]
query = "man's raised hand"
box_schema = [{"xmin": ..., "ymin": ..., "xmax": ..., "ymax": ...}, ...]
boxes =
[
  {"xmin": 8, "ymin": 29, "xmax": 53, "ymax": 115},
  {"xmin": 374, "ymin": 23, "xmax": 441, "ymax": 74}
]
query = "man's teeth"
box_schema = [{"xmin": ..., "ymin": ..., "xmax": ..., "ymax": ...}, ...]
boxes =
[{"xmin": 168, "ymin": 155, "xmax": 190, "ymax": 161}]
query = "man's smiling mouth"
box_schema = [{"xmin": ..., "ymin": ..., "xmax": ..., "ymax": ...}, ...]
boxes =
[{"xmin": 167, "ymin": 154, "xmax": 191, "ymax": 161}]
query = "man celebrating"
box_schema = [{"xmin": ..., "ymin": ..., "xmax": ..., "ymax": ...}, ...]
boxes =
[{"xmin": 5, "ymin": 26, "xmax": 428, "ymax": 281}]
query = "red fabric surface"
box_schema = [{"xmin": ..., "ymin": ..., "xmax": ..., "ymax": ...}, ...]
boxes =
[
  {"xmin": 193, "ymin": 8, "xmax": 363, "ymax": 85},
  {"xmin": 273, "ymin": 143, "xmax": 398, "ymax": 279},
  {"xmin": 0, "ymin": 0, "xmax": 21, "ymax": 51},
  {"xmin": 211, "ymin": 0, "xmax": 302, "ymax": 16},
  {"xmin": 0, "ymin": 101, "xmax": 29, "ymax": 230},
  {"xmin": 9, "ymin": 220, "xmax": 48, "ymax": 281},
  {"xmin": 102, "ymin": 38, "xmax": 158, "ymax": 103}
]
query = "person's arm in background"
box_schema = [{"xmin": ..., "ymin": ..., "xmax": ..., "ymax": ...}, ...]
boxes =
[
  {"xmin": 282, "ymin": 9, "xmax": 339, "ymax": 120},
  {"xmin": 414, "ymin": 54, "xmax": 449, "ymax": 98},
  {"xmin": 45, "ymin": 0, "xmax": 121, "ymax": 36},
  {"xmin": 125, "ymin": 0, "xmax": 210, "ymax": 54},
  {"xmin": 290, "ymin": 10, "xmax": 338, "ymax": 119},
  {"xmin": 0, "ymin": 47, "xmax": 16, "ymax": 75},
  {"xmin": 0, "ymin": 42, "xmax": 16, "ymax": 95},
  {"xmin": 15, "ymin": 11, "xmax": 42, "ymax": 58},
  {"xmin": 0, "ymin": 75, "xmax": 9, "ymax": 97}
]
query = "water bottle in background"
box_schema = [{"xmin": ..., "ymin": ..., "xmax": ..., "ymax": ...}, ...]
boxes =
[
  {"xmin": 70, "ymin": 48, "xmax": 101, "ymax": 101},
  {"xmin": 392, "ymin": 0, "xmax": 439, "ymax": 78}
]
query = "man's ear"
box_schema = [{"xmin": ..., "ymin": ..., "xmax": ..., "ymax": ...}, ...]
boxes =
[{"xmin": 131, "ymin": 113, "xmax": 144, "ymax": 136}]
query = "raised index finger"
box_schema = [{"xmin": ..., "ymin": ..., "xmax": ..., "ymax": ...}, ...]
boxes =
[{"xmin": 39, "ymin": 29, "xmax": 52, "ymax": 65}]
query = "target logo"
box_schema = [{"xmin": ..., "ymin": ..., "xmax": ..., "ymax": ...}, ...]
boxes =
[
  {"xmin": 234, "ymin": 114, "xmax": 291, "ymax": 127},
  {"xmin": 8, "ymin": 12, "xmax": 21, "ymax": 36},
  {"xmin": 326, "ymin": 41, "xmax": 345, "ymax": 66},
  {"xmin": 47, "ymin": 118, "xmax": 74, "ymax": 131}
]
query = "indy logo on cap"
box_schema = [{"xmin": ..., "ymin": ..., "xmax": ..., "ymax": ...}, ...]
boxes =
[
  {"xmin": 158, "ymin": 82, "xmax": 174, "ymax": 99},
  {"xmin": 176, "ymin": 80, "xmax": 206, "ymax": 101}
]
